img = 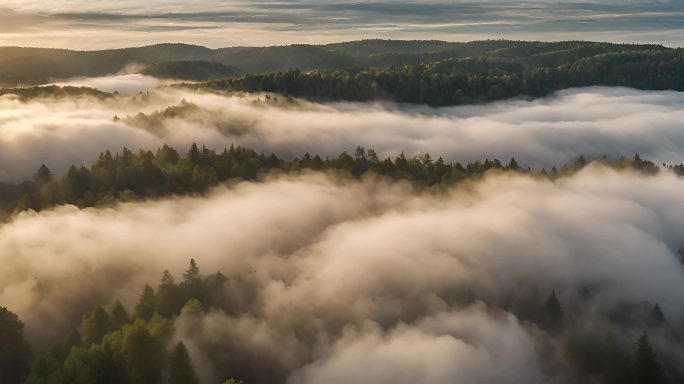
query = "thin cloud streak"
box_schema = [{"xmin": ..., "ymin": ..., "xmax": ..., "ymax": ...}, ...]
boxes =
[{"xmin": 0, "ymin": 1, "xmax": 682, "ymax": 48}]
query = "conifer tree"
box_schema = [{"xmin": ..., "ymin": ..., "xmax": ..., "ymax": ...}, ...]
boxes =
[
  {"xmin": 33, "ymin": 164, "xmax": 52, "ymax": 184},
  {"xmin": 0, "ymin": 307, "xmax": 32, "ymax": 384},
  {"xmin": 634, "ymin": 333, "xmax": 668, "ymax": 384},
  {"xmin": 134, "ymin": 285, "xmax": 157, "ymax": 321},
  {"xmin": 183, "ymin": 259, "xmax": 201, "ymax": 283},
  {"xmin": 110, "ymin": 300, "xmax": 130, "ymax": 329},
  {"xmin": 79, "ymin": 306, "xmax": 113, "ymax": 346},
  {"xmin": 545, "ymin": 290, "xmax": 563, "ymax": 329},
  {"xmin": 168, "ymin": 342, "xmax": 199, "ymax": 384},
  {"xmin": 651, "ymin": 303, "xmax": 665, "ymax": 324},
  {"xmin": 158, "ymin": 270, "xmax": 182, "ymax": 318}
]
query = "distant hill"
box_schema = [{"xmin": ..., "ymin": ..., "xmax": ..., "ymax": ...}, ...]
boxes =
[
  {"xmin": 0, "ymin": 85, "xmax": 112, "ymax": 100},
  {"xmin": 196, "ymin": 42, "xmax": 684, "ymax": 106},
  {"xmin": 0, "ymin": 44, "xmax": 211, "ymax": 85},
  {"xmin": 0, "ymin": 40, "xmax": 675, "ymax": 89}
]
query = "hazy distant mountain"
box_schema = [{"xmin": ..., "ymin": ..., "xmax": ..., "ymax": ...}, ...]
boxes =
[
  {"xmin": 0, "ymin": 39, "xmax": 672, "ymax": 86},
  {"xmin": 0, "ymin": 44, "xmax": 211, "ymax": 85}
]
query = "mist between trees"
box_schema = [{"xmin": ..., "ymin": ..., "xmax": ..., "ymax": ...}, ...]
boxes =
[
  {"xmin": 1, "ymin": 161, "xmax": 683, "ymax": 383},
  {"xmin": 0, "ymin": 141, "xmax": 675, "ymax": 215}
]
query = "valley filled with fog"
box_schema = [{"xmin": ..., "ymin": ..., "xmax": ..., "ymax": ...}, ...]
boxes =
[
  {"xmin": 2, "ymin": 80, "xmax": 684, "ymax": 181},
  {"xmin": 0, "ymin": 75, "xmax": 682, "ymax": 384}
]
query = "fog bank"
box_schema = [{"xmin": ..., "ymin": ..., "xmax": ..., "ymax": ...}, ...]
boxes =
[
  {"xmin": 1, "ymin": 86, "xmax": 684, "ymax": 181},
  {"xmin": 1, "ymin": 167, "xmax": 683, "ymax": 382}
]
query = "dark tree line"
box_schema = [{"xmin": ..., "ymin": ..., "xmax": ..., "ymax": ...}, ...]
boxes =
[
  {"xmin": 0, "ymin": 144, "xmax": 667, "ymax": 215},
  {"xmin": 196, "ymin": 47, "xmax": 684, "ymax": 106}
]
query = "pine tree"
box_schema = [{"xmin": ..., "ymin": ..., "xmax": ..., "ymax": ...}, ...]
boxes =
[
  {"xmin": 574, "ymin": 155, "xmax": 587, "ymax": 170},
  {"xmin": 651, "ymin": 303, "xmax": 665, "ymax": 324},
  {"xmin": 545, "ymin": 290, "xmax": 563, "ymax": 330},
  {"xmin": 187, "ymin": 143, "xmax": 200, "ymax": 165},
  {"xmin": 96, "ymin": 343, "xmax": 129, "ymax": 384},
  {"xmin": 183, "ymin": 259, "xmax": 201, "ymax": 283},
  {"xmin": 634, "ymin": 333, "xmax": 668, "ymax": 384},
  {"xmin": 110, "ymin": 300, "xmax": 130, "ymax": 329},
  {"xmin": 168, "ymin": 342, "xmax": 199, "ymax": 384},
  {"xmin": 33, "ymin": 164, "xmax": 52, "ymax": 184},
  {"xmin": 79, "ymin": 306, "xmax": 113, "ymax": 346},
  {"xmin": 24, "ymin": 351, "xmax": 64, "ymax": 384},
  {"xmin": 508, "ymin": 157, "xmax": 520, "ymax": 170},
  {"xmin": 133, "ymin": 285, "xmax": 157, "ymax": 321},
  {"xmin": 157, "ymin": 270, "xmax": 182, "ymax": 318},
  {"xmin": 0, "ymin": 307, "xmax": 32, "ymax": 384}
]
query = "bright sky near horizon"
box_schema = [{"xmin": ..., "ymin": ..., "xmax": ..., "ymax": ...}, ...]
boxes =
[{"xmin": 1, "ymin": 0, "xmax": 683, "ymax": 49}]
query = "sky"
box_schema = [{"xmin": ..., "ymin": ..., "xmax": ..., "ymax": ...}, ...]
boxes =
[{"xmin": 0, "ymin": 0, "xmax": 682, "ymax": 49}]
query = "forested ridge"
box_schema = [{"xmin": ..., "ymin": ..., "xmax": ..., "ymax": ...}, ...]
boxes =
[
  {"xmin": 0, "ymin": 39, "xmax": 680, "ymax": 92},
  {"xmin": 197, "ymin": 44, "xmax": 684, "ymax": 106},
  {"xmin": 0, "ymin": 143, "xmax": 675, "ymax": 215}
]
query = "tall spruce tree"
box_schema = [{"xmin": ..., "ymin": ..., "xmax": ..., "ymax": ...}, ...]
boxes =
[
  {"xmin": 168, "ymin": 342, "xmax": 199, "ymax": 384},
  {"xmin": 545, "ymin": 290, "xmax": 564, "ymax": 330},
  {"xmin": 134, "ymin": 285, "xmax": 157, "ymax": 321},
  {"xmin": 634, "ymin": 333, "xmax": 668, "ymax": 384},
  {"xmin": 0, "ymin": 307, "xmax": 32, "ymax": 384}
]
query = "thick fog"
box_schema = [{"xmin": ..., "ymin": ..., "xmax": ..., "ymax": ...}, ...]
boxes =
[
  {"xmin": 2, "ymin": 85, "xmax": 684, "ymax": 181},
  {"xmin": 1, "ymin": 167, "xmax": 683, "ymax": 383},
  {"xmin": 50, "ymin": 74, "xmax": 162, "ymax": 95}
]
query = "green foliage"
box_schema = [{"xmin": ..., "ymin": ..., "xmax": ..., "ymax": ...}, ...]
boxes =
[
  {"xmin": 183, "ymin": 258, "xmax": 201, "ymax": 284},
  {"xmin": 110, "ymin": 300, "xmax": 131, "ymax": 330},
  {"xmin": 1, "ymin": 144, "xmax": 671, "ymax": 216},
  {"xmin": 0, "ymin": 86, "xmax": 111, "ymax": 100},
  {"xmin": 0, "ymin": 306, "xmax": 32, "ymax": 384},
  {"xmin": 157, "ymin": 270, "xmax": 183, "ymax": 318},
  {"xmin": 25, "ymin": 350, "xmax": 65, "ymax": 384},
  {"xmin": 565, "ymin": 329, "xmax": 630, "ymax": 384},
  {"xmin": 122, "ymin": 320, "xmax": 166, "ymax": 384},
  {"xmin": 34, "ymin": 164, "xmax": 53, "ymax": 184},
  {"xmin": 198, "ymin": 43, "xmax": 684, "ymax": 106},
  {"xmin": 79, "ymin": 307, "xmax": 113, "ymax": 346},
  {"xmin": 22, "ymin": 260, "xmax": 684, "ymax": 384},
  {"xmin": 168, "ymin": 342, "xmax": 199, "ymax": 384},
  {"xmin": 134, "ymin": 285, "xmax": 157, "ymax": 321}
]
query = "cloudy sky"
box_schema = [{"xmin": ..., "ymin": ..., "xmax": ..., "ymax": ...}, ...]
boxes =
[{"xmin": 1, "ymin": 0, "xmax": 682, "ymax": 49}]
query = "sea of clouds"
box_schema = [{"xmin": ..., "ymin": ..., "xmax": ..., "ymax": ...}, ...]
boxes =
[
  {"xmin": 1, "ymin": 168, "xmax": 683, "ymax": 383},
  {"xmin": 1, "ymin": 80, "xmax": 684, "ymax": 383},
  {"xmin": 1, "ymin": 83, "xmax": 684, "ymax": 181}
]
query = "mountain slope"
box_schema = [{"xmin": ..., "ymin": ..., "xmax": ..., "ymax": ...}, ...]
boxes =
[{"xmin": 0, "ymin": 40, "xmax": 674, "ymax": 87}]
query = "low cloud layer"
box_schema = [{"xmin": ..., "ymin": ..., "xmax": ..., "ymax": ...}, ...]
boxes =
[
  {"xmin": 1, "ymin": 86, "xmax": 684, "ymax": 181},
  {"xmin": 51, "ymin": 74, "xmax": 161, "ymax": 95},
  {"xmin": 1, "ymin": 167, "xmax": 683, "ymax": 382}
]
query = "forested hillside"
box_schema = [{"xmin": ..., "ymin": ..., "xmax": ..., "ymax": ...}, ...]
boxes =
[
  {"xmin": 0, "ymin": 40, "xmax": 676, "ymax": 86},
  {"xmin": 198, "ymin": 45, "xmax": 684, "ymax": 106}
]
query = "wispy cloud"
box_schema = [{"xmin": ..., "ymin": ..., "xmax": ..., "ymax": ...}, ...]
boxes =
[{"xmin": 0, "ymin": 1, "xmax": 682, "ymax": 48}]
